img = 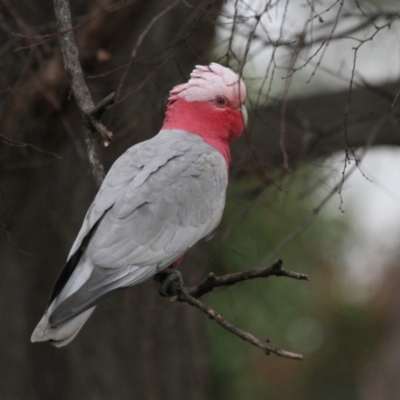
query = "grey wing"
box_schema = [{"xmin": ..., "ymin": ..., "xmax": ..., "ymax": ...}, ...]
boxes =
[
  {"xmin": 67, "ymin": 132, "xmax": 195, "ymax": 259},
  {"xmin": 88, "ymin": 138, "xmax": 228, "ymax": 270}
]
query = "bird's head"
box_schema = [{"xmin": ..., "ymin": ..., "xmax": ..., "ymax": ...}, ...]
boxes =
[{"xmin": 162, "ymin": 63, "xmax": 247, "ymax": 163}]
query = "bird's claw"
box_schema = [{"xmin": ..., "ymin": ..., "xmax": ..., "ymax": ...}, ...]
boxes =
[{"xmin": 155, "ymin": 269, "xmax": 184, "ymax": 297}]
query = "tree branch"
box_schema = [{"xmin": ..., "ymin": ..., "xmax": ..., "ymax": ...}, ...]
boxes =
[
  {"xmin": 53, "ymin": 0, "xmax": 115, "ymax": 187},
  {"xmin": 160, "ymin": 260, "xmax": 309, "ymax": 361},
  {"xmin": 186, "ymin": 259, "xmax": 308, "ymax": 298},
  {"xmin": 178, "ymin": 288, "xmax": 303, "ymax": 360}
]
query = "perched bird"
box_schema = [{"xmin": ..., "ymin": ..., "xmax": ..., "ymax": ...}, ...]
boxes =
[{"xmin": 31, "ymin": 63, "xmax": 247, "ymax": 347}]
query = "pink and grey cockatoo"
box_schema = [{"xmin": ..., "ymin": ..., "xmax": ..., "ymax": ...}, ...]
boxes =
[{"xmin": 31, "ymin": 63, "xmax": 247, "ymax": 347}]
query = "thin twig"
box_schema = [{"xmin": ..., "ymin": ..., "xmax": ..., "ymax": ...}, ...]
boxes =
[
  {"xmin": 89, "ymin": 92, "xmax": 116, "ymax": 119},
  {"xmin": 114, "ymin": 0, "xmax": 180, "ymax": 104},
  {"xmin": 186, "ymin": 259, "xmax": 309, "ymax": 298},
  {"xmin": 177, "ymin": 288, "xmax": 303, "ymax": 360},
  {"xmin": 0, "ymin": 133, "xmax": 61, "ymax": 159}
]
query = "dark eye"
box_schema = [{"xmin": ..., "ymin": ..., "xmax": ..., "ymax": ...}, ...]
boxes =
[{"xmin": 213, "ymin": 95, "xmax": 228, "ymax": 108}]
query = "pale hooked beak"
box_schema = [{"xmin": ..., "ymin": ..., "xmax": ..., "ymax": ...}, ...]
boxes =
[{"xmin": 241, "ymin": 104, "xmax": 248, "ymax": 127}]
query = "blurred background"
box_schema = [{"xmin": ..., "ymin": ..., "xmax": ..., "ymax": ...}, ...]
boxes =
[{"xmin": 1, "ymin": 0, "xmax": 400, "ymax": 399}]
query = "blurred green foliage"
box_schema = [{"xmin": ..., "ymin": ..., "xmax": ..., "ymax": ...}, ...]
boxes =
[{"xmin": 207, "ymin": 172, "xmax": 381, "ymax": 400}]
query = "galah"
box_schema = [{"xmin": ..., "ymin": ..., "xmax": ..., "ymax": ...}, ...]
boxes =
[{"xmin": 31, "ymin": 63, "xmax": 247, "ymax": 347}]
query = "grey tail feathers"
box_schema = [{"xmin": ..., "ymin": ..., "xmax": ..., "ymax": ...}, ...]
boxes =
[
  {"xmin": 31, "ymin": 228, "xmax": 98, "ymax": 347},
  {"xmin": 30, "ymin": 307, "xmax": 96, "ymax": 347}
]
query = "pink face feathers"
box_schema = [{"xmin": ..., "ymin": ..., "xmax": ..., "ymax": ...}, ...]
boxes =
[{"xmin": 162, "ymin": 63, "xmax": 247, "ymax": 164}]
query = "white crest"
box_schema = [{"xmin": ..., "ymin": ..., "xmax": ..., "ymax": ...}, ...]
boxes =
[{"xmin": 169, "ymin": 63, "xmax": 246, "ymax": 107}]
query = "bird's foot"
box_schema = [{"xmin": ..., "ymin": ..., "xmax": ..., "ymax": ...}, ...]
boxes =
[{"xmin": 154, "ymin": 269, "xmax": 184, "ymax": 297}]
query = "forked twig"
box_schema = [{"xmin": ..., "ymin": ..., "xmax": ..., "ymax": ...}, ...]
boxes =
[
  {"xmin": 186, "ymin": 259, "xmax": 308, "ymax": 298},
  {"xmin": 162, "ymin": 260, "xmax": 309, "ymax": 361}
]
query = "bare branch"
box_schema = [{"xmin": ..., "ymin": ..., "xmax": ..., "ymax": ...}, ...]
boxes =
[
  {"xmin": 114, "ymin": 0, "xmax": 180, "ymax": 106},
  {"xmin": 177, "ymin": 287, "xmax": 304, "ymax": 360},
  {"xmin": 53, "ymin": 0, "xmax": 115, "ymax": 186},
  {"xmin": 0, "ymin": 133, "xmax": 61, "ymax": 159},
  {"xmin": 159, "ymin": 260, "xmax": 308, "ymax": 361},
  {"xmin": 186, "ymin": 259, "xmax": 308, "ymax": 298}
]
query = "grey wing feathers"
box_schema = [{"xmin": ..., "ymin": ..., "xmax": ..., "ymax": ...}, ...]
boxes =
[
  {"xmin": 88, "ymin": 130, "xmax": 228, "ymax": 269},
  {"xmin": 67, "ymin": 130, "xmax": 202, "ymax": 259}
]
